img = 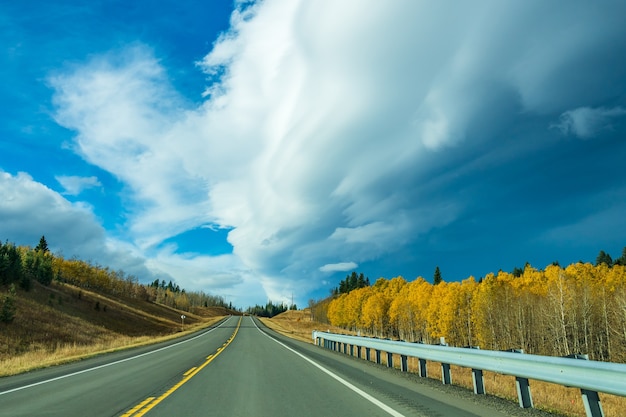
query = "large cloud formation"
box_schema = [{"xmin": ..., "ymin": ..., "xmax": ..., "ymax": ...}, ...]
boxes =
[
  {"xmin": 48, "ymin": 0, "xmax": 626, "ymax": 303},
  {"xmin": 0, "ymin": 170, "xmax": 156, "ymax": 279}
]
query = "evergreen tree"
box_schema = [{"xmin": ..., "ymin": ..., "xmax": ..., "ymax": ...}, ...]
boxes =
[
  {"xmin": 0, "ymin": 241, "xmax": 22, "ymax": 285},
  {"xmin": 35, "ymin": 235, "xmax": 49, "ymax": 253},
  {"xmin": 37, "ymin": 253, "xmax": 54, "ymax": 285},
  {"xmin": 433, "ymin": 266, "xmax": 443, "ymax": 285},
  {"xmin": 357, "ymin": 273, "xmax": 366, "ymax": 288},
  {"xmin": 596, "ymin": 250, "xmax": 613, "ymax": 266},
  {"xmin": 348, "ymin": 271, "xmax": 358, "ymax": 291}
]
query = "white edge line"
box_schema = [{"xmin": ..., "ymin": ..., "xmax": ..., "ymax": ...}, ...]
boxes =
[
  {"xmin": 251, "ymin": 317, "xmax": 406, "ymax": 417},
  {"xmin": 0, "ymin": 316, "xmax": 234, "ymax": 396}
]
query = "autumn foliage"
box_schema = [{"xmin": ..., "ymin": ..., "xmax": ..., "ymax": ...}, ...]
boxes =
[
  {"xmin": 1, "ymin": 238, "xmax": 228, "ymax": 314},
  {"xmin": 327, "ymin": 263, "xmax": 626, "ymax": 362}
]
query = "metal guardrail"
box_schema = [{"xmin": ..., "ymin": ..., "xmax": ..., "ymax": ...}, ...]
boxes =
[{"xmin": 312, "ymin": 331, "xmax": 626, "ymax": 417}]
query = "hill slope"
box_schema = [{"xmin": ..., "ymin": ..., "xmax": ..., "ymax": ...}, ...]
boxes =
[{"xmin": 0, "ymin": 280, "xmax": 235, "ymax": 374}]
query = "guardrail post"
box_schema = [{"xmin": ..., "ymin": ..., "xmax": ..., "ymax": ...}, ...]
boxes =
[
  {"xmin": 343, "ymin": 343, "xmax": 347, "ymax": 354},
  {"xmin": 375, "ymin": 349, "xmax": 382, "ymax": 364},
  {"xmin": 357, "ymin": 346, "xmax": 362, "ymax": 359},
  {"xmin": 365, "ymin": 347, "xmax": 371, "ymax": 361},
  {"xmin": 401, "ymin": 355, "xmax": 408, "ymax": 372},
  {"xmin": 472, "ymin": 368, "xmax": 485, "ymax": 394},
  {"xmin": 418, "ymin": 358, "xmax": 427, "ymax": 377},
  {"xmin": 441, "ymin": 363, "xmax": 452, "ymax": 384},
  {"xmin": 581, "ymin": 390, "xmax": 604, "ymax": 417},
  {"xmin": 516, "ymin": 377, "xmax": 533, "ymax": 408},
  {"xmin": 387, "ymin": 352, "xmax": 394, "ymax": 368},
  {"xmin": 566, "ymin": 354, "xmax": 604, "ymax": 417},
  {"xmin": 437, "ymin": 338, "xmax": 451, "ymax": 384},
  {"xmin": 465, "ymin": 346, "xmax": 485, "ymax": 395},
  {"xmin": 350, "ymin": 344, "xmax": 354, "ymax": 356},
  {"xmin": 510, "ymin": 349, "xmax": 534, "ymax": 409}
]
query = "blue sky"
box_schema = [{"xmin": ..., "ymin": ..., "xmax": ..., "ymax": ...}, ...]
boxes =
[{"xmin": 1, "ymin": 0, "xmax": 625, "ymax": 308}]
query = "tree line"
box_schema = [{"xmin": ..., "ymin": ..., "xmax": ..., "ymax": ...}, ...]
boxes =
[
  {"xmin": 331, "ymin": 271, "xmax": 370, "ymax": 295},
  {"xmin": 325, "ymin": 248, "xmax": 626, "ymax": 363},
  {"xmin": 246, "ymin": 300, "xmax": 297, "ymax": 317},
  {"xmin": 0, "ymin": 236, "xmax": 230, "ymax": 321}
]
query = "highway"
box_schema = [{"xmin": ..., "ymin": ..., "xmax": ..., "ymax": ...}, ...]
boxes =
[{"xmin": 0, "ymin": 316, "xmax": 551, "ymax": 416}]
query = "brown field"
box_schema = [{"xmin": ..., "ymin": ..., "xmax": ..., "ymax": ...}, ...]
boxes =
[
  {"xmin": 263, "ymin": 309, "xmax": 626, "ymax": 417},
  {"xmin": 0, "ymin": 281, "xmax": 231, "ymax": 377}
]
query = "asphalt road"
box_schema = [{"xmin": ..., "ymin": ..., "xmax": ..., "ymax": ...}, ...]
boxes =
[{"xmin": 0, "ymin": 316, "xmax": 555, "ymax": 417}]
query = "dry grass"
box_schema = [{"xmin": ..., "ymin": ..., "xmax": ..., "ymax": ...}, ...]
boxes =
[
  {"xmin": 0, "ymin": 281, "xmax": 230, "ymax": 377},
  {"xmin": 265, "ymin": 310, "xmax": 626, "ymax": 417},
  {"xmin": 258, "ymin": 309, "xmax": 350, "ymax": 342},
  {"xmin": 0, "ymin": 317, "xmax": 223, "ymax": 377}
]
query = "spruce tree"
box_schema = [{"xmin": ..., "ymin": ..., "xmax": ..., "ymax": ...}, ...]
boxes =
[
  {"xmin": 596, "ymin": 250, "xmax": 613, "ymax": 266},
  {"xmin": 35, "ymin": 235, "xmax": 49, "ymax": 253},
  {"xmin": 348, "ymin": 271, "xmax": 358, "ymax": 291},
  {"xmin": 433, "ymin": 266, "xmax": 443, "ymax": 285}
]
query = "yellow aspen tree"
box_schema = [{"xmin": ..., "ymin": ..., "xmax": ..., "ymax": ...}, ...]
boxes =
[
  {"xmin": 594, "ymin": 262, "xmax": 613, "ymax": 361},
  {"xmin": 457, "ymin": 277, "xmax": 478, "ymax": 347},
  {"xmin": 344, "ymin": 287, "xmax": 370, "ymax": 331},
  {"xmin": 437, "ymin": 281, "xmax": 461, "ymax": 345},
  {"xmin": 605, "ymin": 264, "xmax": 626, "ymax": 361},
  {"xmin": 327, "ymin": 293, "xmax": 347, "ymax": 327},
  {"xmin": 473, "ymin": 273, "xmax": 503, "ymax": 350},
  {"xmin": 388, "ymin": 290, "xmax": 406, "ymax": 338},
  {"xmin": 355, "ymin": 286, "xmax": 374, "ymax": 331},
  {"xmin": 563, "ymin": 262, "xmax": 595, "ymax": 356},
  {"xmin": 362, "ymin": 291, "xmax": 386, "ymax": 336},
  {"xmin": 426, "ymin": 281, "xmax": 451, "ymax": 341},
  {"xmin": 383, "ymin": 276, "xmax": 406, "ymax": 336},
  {"xmin": 410, "ymin": 278, "xmax": 433, "ymax": 342},
  {"xmin": 389, "ymin": 281, "xmax": 418, "ymax": 341},
  {"xmin": 544, "ymin": 265, "xmax": 572, "ymax": 356}
]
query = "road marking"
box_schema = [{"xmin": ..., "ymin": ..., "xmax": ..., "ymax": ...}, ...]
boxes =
[
  {"xmin": 124, "ymin": 316, "xmax": 242, "ymax": 417},
  {"xmin": 120, "ymin": 397, "xmax": 155, "ymax": 417},
  {"xmin": 252, "ymin": 317, "xmax": 406, "ymax": 417},
  {"xmin": 0, "ymin": 316, "xmax": 233, "ymax": 397}
]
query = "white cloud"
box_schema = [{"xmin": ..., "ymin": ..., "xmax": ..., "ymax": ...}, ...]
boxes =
[
  {"xmin": 0, "ymin": 170, "xmax": 148, "ymax": 277},
  {"xmin": 47, "ymin": 0, "xmax": 626, "ymax": 305},
  {"xmin": 553, "ymin": 106, "xmax": 626, "ymax": 139},
  {"xmin": 50, "ymin": 45, "xmax": 215, "ymax": 248},
  {"xmin": 319, "ymin": 262, "xmax": 358, "ymax": 273},
  {"xmin": 0, "ymin": 169, "xmax": 262, "ymax": 304},
  {"xmin": 56, "ymin": 175, "xmax": 102, "ymax": 195}
]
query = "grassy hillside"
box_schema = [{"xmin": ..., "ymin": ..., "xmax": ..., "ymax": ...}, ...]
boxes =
[{"xmin": 0, "ymin": 280, "xmax": 235, "ymax": 376}]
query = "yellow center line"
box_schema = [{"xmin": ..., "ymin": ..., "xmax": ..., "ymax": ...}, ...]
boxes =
[
  {"xmin": 183, "ymin": 367, "xmax": 197, "ymax": 376},
  {"xmin": 124, "ymin": 316, "xmax": 242, "ymax": 417},
  {"xmin": 120, "ymin": 397, "xmax": 155, "ymax": 417}
]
